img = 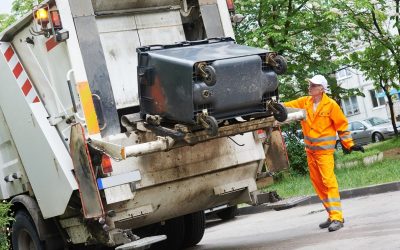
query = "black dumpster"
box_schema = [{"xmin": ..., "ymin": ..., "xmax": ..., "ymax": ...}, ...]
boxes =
[{"xmin": 137, "ymin": 38, "xmax": 287, "ymax": 134}]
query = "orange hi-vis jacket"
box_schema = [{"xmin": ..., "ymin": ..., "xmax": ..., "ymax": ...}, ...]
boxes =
[{"xmin": 284, "ymin": 93, "xmax": 354, "ymax": 153}]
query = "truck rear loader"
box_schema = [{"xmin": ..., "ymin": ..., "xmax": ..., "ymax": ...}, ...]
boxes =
[{"xmin": 0, "ymin": 0, "xmax": 305, "ymax": 249}]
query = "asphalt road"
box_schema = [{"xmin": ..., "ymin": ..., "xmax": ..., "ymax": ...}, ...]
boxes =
[{"xmin": 191, "ymin": 191, "xmax": 400, "ymax": 250}]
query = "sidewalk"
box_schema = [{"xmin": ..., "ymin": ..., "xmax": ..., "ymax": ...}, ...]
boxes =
[{"xmin": 238, "ymin": 181, "xmax": 400, "ymax": 215}]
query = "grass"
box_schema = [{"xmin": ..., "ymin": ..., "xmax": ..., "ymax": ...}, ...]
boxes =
[
  {"xmin": 264, "ymin": 137, "xmax": 400, "ymax": 198},
  {"xmin": 334, "ymin": 136, "xmax": 400, "ymax": 163},
  {"xmin": 264, "ymin": 159, "xmax": 400, "ymax": 198}
]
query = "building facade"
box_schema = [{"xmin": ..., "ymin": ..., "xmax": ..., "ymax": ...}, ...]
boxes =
[{"xmin": 335, "ymin": 67, "xmax": 400, "ymax": 123}]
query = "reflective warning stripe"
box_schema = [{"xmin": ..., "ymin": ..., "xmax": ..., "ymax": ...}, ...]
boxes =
[
  {"xmin": 305, "ymin": 144, "xmax": 336, "ymax": 150},
  {"xmin": 77, "ymin": 81, "xmax": 100, "ymax": 135},
  {"xmin": 326, "ymin": 206, "xmax": 342, "ymax": 212},
  {"xmin": 322, "ymin": 198, "xmax": 341, "ymax": 203},
  {"xmin": 0, "ymin": 43, "xmax": 40, "ymax": 104},
  {"xmin": 46, "ymin": 37, "xmax": 59, "ymax": 52},
  {"xmin": 304, "ymin": 135, "xmax": 337, "ymax": 143}
]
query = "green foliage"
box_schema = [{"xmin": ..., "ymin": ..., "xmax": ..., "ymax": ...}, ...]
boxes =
[
  {"xmin": 0, "ymin": 202, "xmax": 12, "ymax": 250},
  {"xmin": 333, "ymin": 0, "xmax": 400, "ymax": 134},
  {"xmin": 0, "ymin": 14, "xmax": 16, "ymax": 32},
  {"xmin": 281, "ymin": 124, "xmax": 308, "ymax": 175},
  {"xmin": 11, "ymin": 0, "xmax": 35, "ymax": 18},
  {"xmin": 0, "ymin": 0, "xmax": 38, "ymax": 32},
  {"xmin": 234, "ymin": 0, "xmax": 363, "ymax": 103}
]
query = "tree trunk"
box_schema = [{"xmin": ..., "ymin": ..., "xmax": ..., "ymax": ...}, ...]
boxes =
[
  {"xmin": 387, "ymin": 95, "xmax": 399, "ymax": 136},
  {"xmin": 382, "ymin": 80, "xmax": 399, "ymax": 136}
]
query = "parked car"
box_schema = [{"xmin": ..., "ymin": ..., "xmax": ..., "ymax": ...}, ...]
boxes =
[{"xmin": 345, "ymin": 117, "xmax": 400, "ymax": 146}]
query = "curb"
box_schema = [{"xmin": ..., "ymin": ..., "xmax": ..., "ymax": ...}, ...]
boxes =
[
  {"xmin": 238, "ymin": 181, "xmax": 400, "ymax": 216},
  {"xmin": 336, "ymin": 152, "xmax": 383, "ymax": 169}
]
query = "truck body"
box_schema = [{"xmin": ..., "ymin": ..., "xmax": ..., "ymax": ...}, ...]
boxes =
[{"xmin": 0, "ymin": 0, "xmax": 304, "ymax": 249}]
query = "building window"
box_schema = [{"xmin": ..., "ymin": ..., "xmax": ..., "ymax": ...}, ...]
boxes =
[
  {"xmin": 336, "ymin": 68, "xmax": 352, "ymax": 80},
  {"xmin": 342, "ymin": 96, "xmax": 360, "ymax": 116},
  {"xmin": 369, "ymin": 89, "xmax": 385, "ymax": 108}
]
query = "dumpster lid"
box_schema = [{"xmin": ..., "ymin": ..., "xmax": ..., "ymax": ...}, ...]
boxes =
[{"xmin": 137, "ymin": 37, "xmax": 268, "ymax": 63}]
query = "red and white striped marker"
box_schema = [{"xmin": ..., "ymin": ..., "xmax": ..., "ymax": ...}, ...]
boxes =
[{"xmin": 0, "ymin": 42, "xmax": 40, "ymax": 104}]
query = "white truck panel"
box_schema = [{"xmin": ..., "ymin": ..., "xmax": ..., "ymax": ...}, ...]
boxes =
[
  {"xmin": 99, "ymin": 30, "xmax": 141, "ymax": 109},
  {"xmin": 12, "ymin": 26, "xmax": 77, "ymax": 144},
  {"xmin": 55, "ymin": 0, "xmax": 90, "ymax": 83},
  {"xmin": 217, "ymin": 0, "xmax": 235, "ymax": 38},
  {"xmin": 102, "ymin": 132, "xmax": 264, "ymax": 205},
  {"xmin": 0, "ymin": 44, "xmax": 77, "ymax": 218},
  {"xmin": 0, "ymin": 107, "xmax": 28, "ymax": 199},
  {"xmin": 97, "ymin": 10, "xmax": 186, "ymax": 108}
]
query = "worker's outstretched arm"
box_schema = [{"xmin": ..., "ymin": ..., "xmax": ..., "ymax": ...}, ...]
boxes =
[
  {"xmin": 331, "ymin": 102, "xmax": 362, "ymax": 152},
  {"xmin": 283, "ymin": 96, "xmax": 308, "ymax": 109}
]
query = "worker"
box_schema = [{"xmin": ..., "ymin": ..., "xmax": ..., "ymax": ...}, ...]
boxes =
[{"xmin": 283, "ymin": 74, "xmax": 364, "ymax": 232}]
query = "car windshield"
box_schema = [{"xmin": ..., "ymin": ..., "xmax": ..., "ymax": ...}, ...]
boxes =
[{"xmin": 364, "ymin": 117, "xmax": 388, "ymax": 126}]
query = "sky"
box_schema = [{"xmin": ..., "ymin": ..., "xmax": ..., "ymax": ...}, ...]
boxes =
[{"xmin": 0, "ymin": 0, "xmax": 13, "ymax": 14}]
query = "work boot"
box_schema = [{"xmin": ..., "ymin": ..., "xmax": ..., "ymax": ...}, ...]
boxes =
[
  {"xmin": 328, "ymin": 220, "xmax": 344, "ymax": 232},
  {"xmin": 319, "ymin": 219, "xmax": 331, "ymax": 229}
]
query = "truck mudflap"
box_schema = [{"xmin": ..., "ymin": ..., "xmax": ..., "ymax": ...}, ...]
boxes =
[
  {"xmin": 115, "ymin": 235, "xmax": 167, "ymax": 250},
  {"xmin": 70, "ymin": 123, "xmax": 104, "ymax": 219}
]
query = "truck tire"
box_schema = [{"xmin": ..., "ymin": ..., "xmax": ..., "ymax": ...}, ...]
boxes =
[
  {"xmin": 152, "ymin": 216, "xmax": 185, "ymax": 250},
  {"xmin": 12, "ymin": 210, "xmax": 44, "ymax": 250},
  {"xmin": 183, "ymin": 211, "xmax": 205, "ymax": 248},
  {"xmin": 216, "ymin": 205, "xmax": 238, "ymax": 220}
]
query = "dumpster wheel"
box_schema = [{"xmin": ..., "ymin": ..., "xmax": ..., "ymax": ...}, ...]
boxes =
[
  {"xmin": 198, "ymin": 62, "xmax": 216, "ymax": 86},
  {"xmin": 204, "ymin": 116, "xmax": 218, "ymax": 136},
  {"xmin": 267, "ymin": 54, "xmax": 288, "ymax": 75},
  {"xmin": 269, "ymin": 102, "xmax": 288, "ymax": 122}
]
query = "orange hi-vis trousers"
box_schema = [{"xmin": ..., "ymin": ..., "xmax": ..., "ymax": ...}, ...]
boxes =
[{"xmin": 306, "ymin": 151, "xmax": 343, "ymax": 222}]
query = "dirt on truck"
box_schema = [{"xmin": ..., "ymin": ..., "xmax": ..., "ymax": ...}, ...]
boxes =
[{"xmin": 0, "ymin": 0, "xmax": 305, "ymax": 249}]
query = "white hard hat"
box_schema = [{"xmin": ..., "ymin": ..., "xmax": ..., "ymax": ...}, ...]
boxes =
[{"xmin": 307, "ymin": 75, "xmax": 328, "ymax": 91}]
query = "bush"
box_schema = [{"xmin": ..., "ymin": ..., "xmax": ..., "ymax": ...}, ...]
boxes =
[
  {"xmin": 0, "ymin": 201, "xmax": 12, "ymax": 250},
  {"xmin": 284, "ymin": 131, "xmax": 308, "ymax": 175}
]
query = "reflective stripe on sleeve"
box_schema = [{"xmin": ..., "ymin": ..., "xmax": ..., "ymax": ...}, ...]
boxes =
[{"xmin": 339, "ymin": 134, "xmax": 352, "ymax": 140}]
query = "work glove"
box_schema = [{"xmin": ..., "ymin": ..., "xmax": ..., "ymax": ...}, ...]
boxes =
[
  {"xmin": 342, "ymin": 146, "xmax": 351, "ymax": 154},
  {"xmin": 350, "ymin": 144, "xmax": 365, "ymax": 153}
]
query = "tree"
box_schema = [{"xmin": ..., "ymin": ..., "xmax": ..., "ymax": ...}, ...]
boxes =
[
  {"xmin": 334, "ymin": 0, "xmax": 400, "ymax": 135},
  {"xmin": 0, "ymin": 14, "xmax": 15, "ymax": 32},
  {"xmin": 0, "ymin": 0, "xmax": 36, "ymax": 32},
  {"xmin": 234, "ymin": 0, "xmax": 363, "ymax": 103}
]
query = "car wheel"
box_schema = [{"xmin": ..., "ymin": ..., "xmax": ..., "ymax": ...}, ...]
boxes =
[{"xmin": 372, "ymin": 132, "xmax": 384, "ymax": 143}]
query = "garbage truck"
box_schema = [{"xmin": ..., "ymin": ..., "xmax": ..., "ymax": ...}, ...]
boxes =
[{"xmin": 0, "ymin": 0, "xmax": 305, "ymax": 249}]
